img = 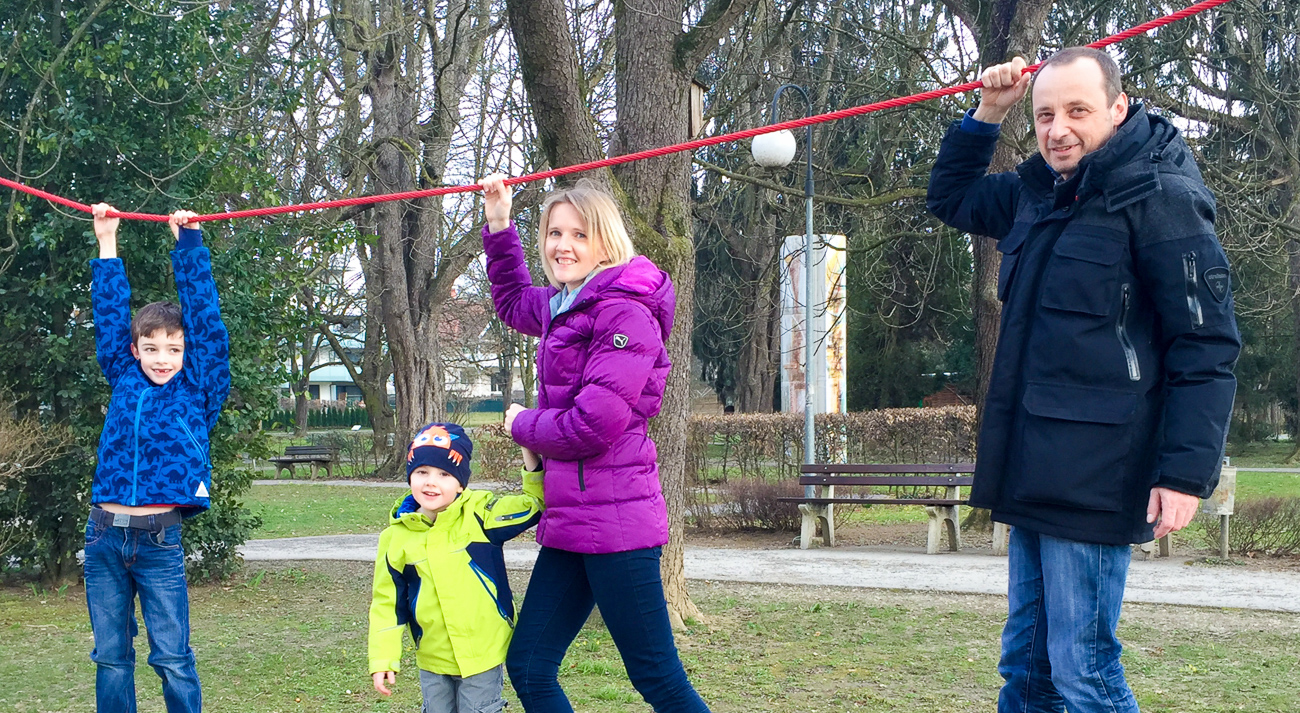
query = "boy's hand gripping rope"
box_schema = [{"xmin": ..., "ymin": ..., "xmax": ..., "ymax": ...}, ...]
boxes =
[{"xmin": 0, "ymin": 0, "xmax": 1236, "ymax": 224}]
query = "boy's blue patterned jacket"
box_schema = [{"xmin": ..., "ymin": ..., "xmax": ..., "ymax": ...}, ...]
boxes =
[{"xmin": 90, "ymin": 239, "xmax": 231, "ymax": 513}]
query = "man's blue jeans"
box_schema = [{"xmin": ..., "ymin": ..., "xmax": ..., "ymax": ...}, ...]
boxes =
[
  {"xmin": 998, "ymin": 526, "xmax": 1139, "ymax": 713},
  {"xmin": 84, "ymin": 517, "xmax": 201, "ymax": 713},
  {"xmin": 506, "ymin": 546, "xmax": 711, "ymax": 713}
]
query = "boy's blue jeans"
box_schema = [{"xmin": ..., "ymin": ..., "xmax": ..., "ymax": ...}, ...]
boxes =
[
  {"xmin": 84, "ymin": 515, "xmax": 201, "ymax": 713},
  {"xmin": 998, "ymin": 526, "xmax": 1139, "ymax": 713},
  {"xmin": 506, "ymin": 546, "xmax": 711, "ymax": 713}
]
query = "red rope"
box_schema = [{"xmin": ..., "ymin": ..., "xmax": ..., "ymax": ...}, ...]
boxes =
[{"xmin": 1, "ymin": 0, "xmax": 1235, "ymax": 224}]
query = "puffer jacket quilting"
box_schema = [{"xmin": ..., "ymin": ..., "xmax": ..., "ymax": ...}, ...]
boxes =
[{"xmin": 483, "ymin": 223, "xmax": 674, "ymax": 554}]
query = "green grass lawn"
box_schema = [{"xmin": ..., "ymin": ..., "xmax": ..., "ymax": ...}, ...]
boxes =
[
  {"xmin": 248, "ymin": 485, "xmax": 401, "ymax": 538},
  {"xmin": 1226, "ymin": 440, "xmax": 1298, "ymax": 468},
  {"xmin": 246, "ymin": 472, "xmax": 1300, "ymax": 540},
  {"xmin": 3, "ymin": 561, "xmax": 1297, "ymax": 712},
  {"xmin": 1234, "ymin": 471, "xmax": 1300, "ymax": 499}
]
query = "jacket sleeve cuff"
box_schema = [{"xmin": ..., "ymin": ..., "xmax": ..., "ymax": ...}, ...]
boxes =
[
  {"xmin": 482, "ymin": 220, "xmax": 517, "ymax": 241},
  {"xmin": 521, "ymin": 468, "xmax": 544, "ymax": 501},
  {"xmin": 369, "ymin": 660, "xmax": 401, "ymax": 675},
  {"xmin": 960, "ymin": 108, "xmax": 1002, "ymax": 135},
  {"xmin": 176, "ymin": 226, "xmax": 203, "ymax": 250},
  {"xmin": 1153, "ymin": 473, "xmax": 1215, "ymax": 499}
]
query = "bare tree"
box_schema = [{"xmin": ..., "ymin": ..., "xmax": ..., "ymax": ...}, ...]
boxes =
[
  {"xmin": 940, "ymin": 0, "xmax": 1053, "ymax": 420},
  {"xmin": 0, "ymin": 397, "xmax": 68, "ymax": 557},
  {"xmin": 326, "ymin": 0, "xmax": 496, "ymax": 472},
  {"xmin": 504, "ymin": 0, "xmax": 762, "ymax": 624}
]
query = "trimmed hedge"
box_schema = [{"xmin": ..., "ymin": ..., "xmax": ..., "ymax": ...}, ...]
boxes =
[
  {"xmin": 687, "ymin": 407, "xmax": 976, "ymax": 485},
  {"xmin": 685, "ymin": 407, "xmax": 977, "ymax": 531}
]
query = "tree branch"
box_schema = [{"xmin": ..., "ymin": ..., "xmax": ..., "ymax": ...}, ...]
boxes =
[
  {"xmin": 678, "ymin": 0, "xmax": 765, "ymax": 71},
  {"xmin": 693, "ymin": 159, "xmax": 926, "ymax": 208}
]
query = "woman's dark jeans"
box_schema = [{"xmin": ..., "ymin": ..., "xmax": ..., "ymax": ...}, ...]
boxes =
[{"xmin": 506, "ymin": 545, "xmax": 711, "ymax": 713}]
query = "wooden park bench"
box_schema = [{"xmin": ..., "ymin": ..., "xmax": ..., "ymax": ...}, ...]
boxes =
[
  {"xmin": 779, "ymin": 463, "xmax": 1008, "ymax": 555},
  {"xmin": 269, "ymin": 445, "xmax": 338, "ymax": 479}
]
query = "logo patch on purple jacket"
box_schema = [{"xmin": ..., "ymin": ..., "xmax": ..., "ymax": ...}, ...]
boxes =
[{"xmin": 612, "ymin": 334, "xmax": 628, "ymax": 349}]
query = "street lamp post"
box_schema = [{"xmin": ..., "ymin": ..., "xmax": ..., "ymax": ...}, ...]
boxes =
[{"xmin": 752, "ymin": 84, "xmax": 816, "ymax": 496}]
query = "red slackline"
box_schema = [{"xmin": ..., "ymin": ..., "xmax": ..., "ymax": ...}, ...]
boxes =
[{"xmin": 0, "ymin": 0, "xmax": 1236, "ymax": 224}]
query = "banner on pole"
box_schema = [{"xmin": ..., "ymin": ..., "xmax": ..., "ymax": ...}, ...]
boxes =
[{"xmin": 780, "ymin": 234, "xmax": 847, "ymax": 415}]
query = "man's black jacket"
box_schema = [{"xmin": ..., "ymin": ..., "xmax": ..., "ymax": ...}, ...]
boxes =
[{"xmin": 927, "ymin": 104, "xmax": 1241, "ymax": 545}]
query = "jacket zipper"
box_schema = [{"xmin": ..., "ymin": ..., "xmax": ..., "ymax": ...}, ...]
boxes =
[
  {"xmin": 176, "ymin": 417, "xmax": 211, "ymax": 469},
  {"xmin": 468, "ymin": 559, "xmax": 513, "ymax": 624},
  {"xmin": 1183, "ymin": 251, "xmax": 1203, "ymax": 328},
  {"xmin": 577, "ymin": 459, "xmax": 586, "ymax": 491},
  {"xmin": 1117, "ymin": 284, "xmax": 1141, "ymax": 382},
  {"xmin": 131, "ymin": 389, "xmax": 149, "ymax": 506}
]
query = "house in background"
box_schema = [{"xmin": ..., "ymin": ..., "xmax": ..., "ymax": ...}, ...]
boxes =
[{"xmin": 286, "ymin": 293, "xmax": 511, "ymax": 410}]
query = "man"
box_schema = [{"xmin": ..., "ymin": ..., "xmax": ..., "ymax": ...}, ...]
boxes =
[{"xmin": 927, "ymin": 48, "xmax": 1240, "ymax": 712}]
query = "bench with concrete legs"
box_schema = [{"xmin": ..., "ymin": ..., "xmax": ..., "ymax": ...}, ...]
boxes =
[
  {"xmin": 269, "ymin": 445, "xmax": 338, "ymax": 479},
  {"xmin": 779, "ymin": 463, "xmax": 1009, "ymax": 555}
]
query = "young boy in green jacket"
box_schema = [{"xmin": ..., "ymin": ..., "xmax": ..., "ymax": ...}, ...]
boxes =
[{"xmin": 369, "ymin": 422, "xmax": 543, "ymax": 712}]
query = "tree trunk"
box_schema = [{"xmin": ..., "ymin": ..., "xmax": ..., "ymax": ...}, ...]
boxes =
[
  {"xmin": 507, "ymin": 0, "xmax": 758, "ymax": 625},
  {"xmin": 1288, "ymin": 235, "xmax": 1300, "ymax": 463},
  {"xmin": 950, "ymin": 0, "xmax": 1052, "ymax": 531},
  {"xmin": 610, "ymin": 0, "xmax": 703, "ymax": 627},
  {"xmin": 731, "ymin": 186, "xmax": 781, "ymax": 413},
  {"xmin": 944, "ymin": 0, "xmax": 1052, "ymax": 429},
  {"xmin": 294, "ymin": 384, "xmax": 310, "ymax": 436},
  {"xmin": 520, "ymin": 335, "xmax": 538, "ymax": 409},
  {"xmin": 334, "ymin": 0, "xmax": 489, "ymax": 463},
  {"xmin": 365, "ymin": 13, "xmax": 428, "ymax": 450}
]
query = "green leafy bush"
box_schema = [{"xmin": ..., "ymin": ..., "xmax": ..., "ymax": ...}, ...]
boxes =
[{"xmin": 0, "ymin": 450, "xmax": 94, "ymax": 586}]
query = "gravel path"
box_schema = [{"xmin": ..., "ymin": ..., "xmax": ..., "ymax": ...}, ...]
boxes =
[{"xmin": 238, "ymin": 534, "xmax": 1300, "ymax": 613}]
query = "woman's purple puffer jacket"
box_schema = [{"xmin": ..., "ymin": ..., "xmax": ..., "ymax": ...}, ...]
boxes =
[{"xmin": 483, "ymin": 223, "xmax": 674, "ymax": 554}]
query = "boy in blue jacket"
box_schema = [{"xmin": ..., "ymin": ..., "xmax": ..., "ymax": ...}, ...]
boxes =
[{"xmin": 85, "ymin": 202, "xmax": 230, "ymax": 713}]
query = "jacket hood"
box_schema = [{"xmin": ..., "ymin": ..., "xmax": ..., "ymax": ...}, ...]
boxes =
[
  {"xmin": 569, "ymin": 255, "xmax": 675, "ymax": 340},
  {"xmin": 388, "ymin": 490, "xmax": 492, "ymax": 531},
  {"xmin": 1016, "ymin": 104, "xmax": 1201, "ymax": 209},
  {"xmin": 389, "ymin": 493, "xmax": 433, "ymax": 531}
]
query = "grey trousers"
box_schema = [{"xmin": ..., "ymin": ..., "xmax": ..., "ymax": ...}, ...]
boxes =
[{"xmin": 418, "ymin": 664, "xmax": 506, "ymax": 713}]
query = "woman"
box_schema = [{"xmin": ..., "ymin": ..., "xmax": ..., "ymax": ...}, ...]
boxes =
[{"xmin": 479, "ymin": 173, "xmax": 710, "ymax": 713}]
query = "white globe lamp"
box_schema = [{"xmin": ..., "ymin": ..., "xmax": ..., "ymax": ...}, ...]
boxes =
[{"xmin": 752, "ymin": 129, "xmax": 797, "ymax": 168}]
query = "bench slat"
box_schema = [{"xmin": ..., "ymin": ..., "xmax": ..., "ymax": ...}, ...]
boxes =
[
  {"xmin": 798, "ymin": 475, "xmax": 971, "ymax": 486},
  {"xmin": 283, "ymin": 446, "xmax": 334, "ymax": 455},
  {"xmin": 779, "ymin": 497, "xmax": 966, "ymax": 506},
  {"xmin": 801, "ymin": 463, "xmax": 974, "ymax": 474}
]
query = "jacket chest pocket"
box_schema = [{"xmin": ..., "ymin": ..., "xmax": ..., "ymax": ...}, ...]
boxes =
[
  {"xmin": 1041, "ymin": 227, "xmax": 1128, "ymax": 316},
  {"xmin": 542, "ymin": 325, "xmax": 590, "ymax": 381},
  {"xmin": 996, "ymin": 224, "xmax": 1030, "ymax": 302}
]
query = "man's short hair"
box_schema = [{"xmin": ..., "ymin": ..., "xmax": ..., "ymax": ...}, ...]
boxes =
[
  {"xmin": 1039, "ymin": 47, "xmax": 1123, "ymax": 104},
  {"xmin": 131, "ymin": 301, "xmax": 184, "ymax": 343}
]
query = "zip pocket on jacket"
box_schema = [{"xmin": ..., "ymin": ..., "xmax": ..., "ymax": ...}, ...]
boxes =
[
  {"xmin": 468, "ymin": 559, "xmax": 513, "ymax": 624},
  {"xmin": 176, "ymin": 417, "xmax": 212, "ymax": 469},
  {"xmin": 132, "ymin": 389, "xmax": 149, "ymax": 506},
  {"xmin": 1117, "ymin": 284, "xmax": 1141, "ymax": 382},
  {"xmin": 577, "ymin": 459, "xmax": 586, "ymax": 492},
  {"xmin": 1183, "ymin": 251, "xmax": 1204, "ymax": 328}
]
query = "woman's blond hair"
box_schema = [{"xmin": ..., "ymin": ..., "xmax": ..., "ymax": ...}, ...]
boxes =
[{"xmin": 536, "ymin": 180, "xmax": 637, "ymax": 288}]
